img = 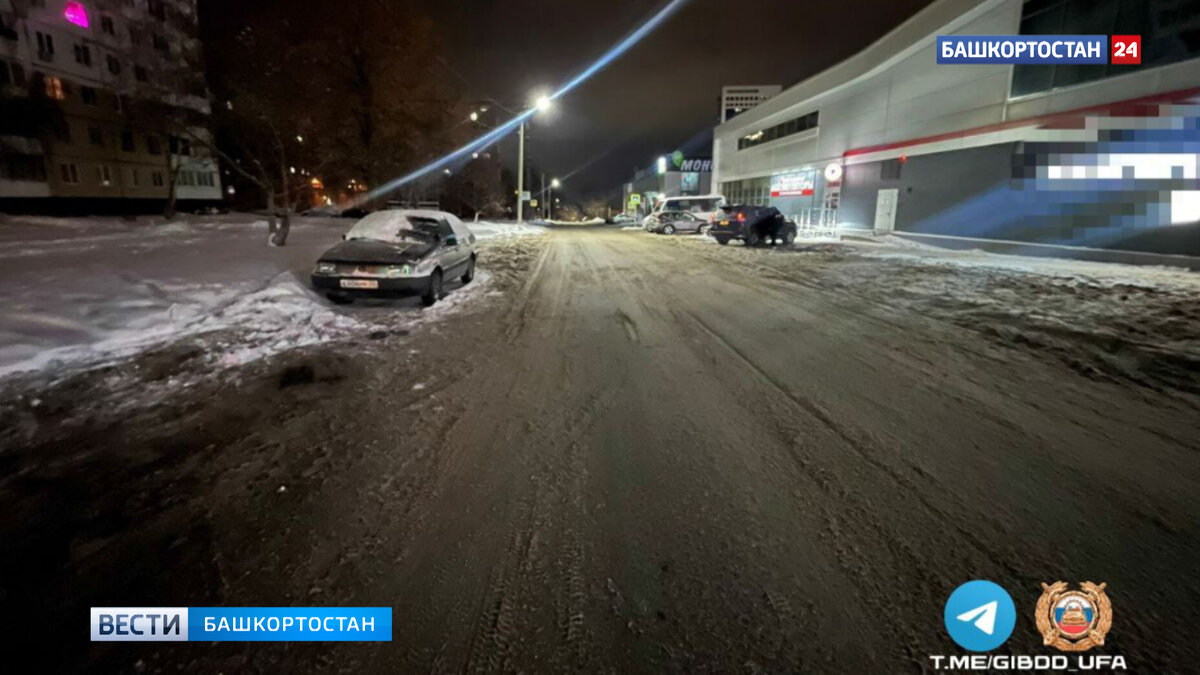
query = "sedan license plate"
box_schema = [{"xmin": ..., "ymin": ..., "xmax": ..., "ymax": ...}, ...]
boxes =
[
  {"xmin": 340, "ymin": 279, "xmax": 378, "ymax": 290},
  {"xmin": 719, "ymin": 220, "xmax": 730, "ymax": 225}
]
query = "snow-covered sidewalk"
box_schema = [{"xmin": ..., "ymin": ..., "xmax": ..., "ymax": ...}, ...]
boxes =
[
  {"xmin": 668, "ymin": 232, "xmax": 1200, "ymax": 395},
  {"xmin": 0, "ymin": 213, "xmax": 544, "ymax": 382}
]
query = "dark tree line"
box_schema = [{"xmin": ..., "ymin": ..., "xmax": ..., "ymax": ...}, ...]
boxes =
[{"xmin": 201, "ymin": 0, "xmax": 508, "ymax": 228}]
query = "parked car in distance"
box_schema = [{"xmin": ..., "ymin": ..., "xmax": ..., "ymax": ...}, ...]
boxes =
[
  {"xmin": 646, "ymin": 211, "xmax": 706, "ymax": 234},
  {"xmin": 608, "ymin": 213, "xmax": 637, "ymax": 225},
  {"xmin": 311, "ymin": 210, "xmax": 477, "ymax": 307},
  {"xmin": 708, "ymin": 205, "xmax": 797, "ymax": 246},
  {"xmin": 648, "ymin": 195, "xmax": 726, "ymax": 222}
]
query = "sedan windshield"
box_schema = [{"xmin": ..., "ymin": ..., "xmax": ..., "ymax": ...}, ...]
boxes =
[{"xmin": 345, "ymin": 212, "xmax": 440, "ymax": 243}]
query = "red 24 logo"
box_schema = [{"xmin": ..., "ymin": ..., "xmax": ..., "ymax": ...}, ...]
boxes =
[{"xmin": 1112, "ymin": 35, "xmax": 1141, "ymax": 65}]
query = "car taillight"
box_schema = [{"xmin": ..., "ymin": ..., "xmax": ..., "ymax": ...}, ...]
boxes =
[
  {"xmin": 709, "ymin": 213, "xmax": 717, "ymax": 223},
  {"xmin": 737, "ymin": 212, "xmax": 746, "ymax": 223}
]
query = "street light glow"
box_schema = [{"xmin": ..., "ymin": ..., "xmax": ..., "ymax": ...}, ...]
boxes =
[
  {"xmin": 551, "ymin": 178, "xmax": 561, "ymax": 188},
  {"xmin": 296, "ymin": 135, "xmax": 304, "ymax": 143},
  {"xmin": 535, "ymin": 95, "xmax": 552, "ymax": 112},
  {"xmin": 351, "ymin": 0, "xmax": 693, "ymax": 207},
  {"xmin": 469, "ymin": 112, "xmax": 479, "ymax": 122}
]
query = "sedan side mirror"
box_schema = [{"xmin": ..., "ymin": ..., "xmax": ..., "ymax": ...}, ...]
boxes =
[{"xmin": 445, "ymin": 235, "xmax": 458, "ymax": 246}]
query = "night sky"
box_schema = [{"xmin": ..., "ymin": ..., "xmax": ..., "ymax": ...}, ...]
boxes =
[{"xmin": 201, "ymin": 0, "xmax": 934, "ymax": 202}]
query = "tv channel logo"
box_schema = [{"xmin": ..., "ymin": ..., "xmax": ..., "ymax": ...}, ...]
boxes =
[{"xmin": 943, "ymin": 580, "xmax": 1017, "ymax": 652}]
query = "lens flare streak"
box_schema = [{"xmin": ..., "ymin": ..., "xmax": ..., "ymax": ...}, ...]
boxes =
[{"xmin": 354, "ymin": 0, "xmax": 692, "ymax": 206}]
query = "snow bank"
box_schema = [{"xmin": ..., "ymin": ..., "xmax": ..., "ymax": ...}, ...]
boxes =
[
  {"xmin": 0, "ymin": 212, "xmax": 511, "ymax": 383},
  {"xmin": 469, "ymin": 221, "xmax": 547, "ymax": 241}
]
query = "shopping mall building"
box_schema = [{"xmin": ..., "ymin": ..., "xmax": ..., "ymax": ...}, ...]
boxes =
[{"xmin": 712, "ymin": 0, "xmax": 1200, "ymax": 261}]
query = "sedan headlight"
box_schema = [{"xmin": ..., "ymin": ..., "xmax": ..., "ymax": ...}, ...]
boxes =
[
  {"xmin": 315, "ymin": 262, "xmax": 337, "ymax": 274},
  {"xmin": 384, "ymin": 264, "xmax": 414, "ymax": 278}
]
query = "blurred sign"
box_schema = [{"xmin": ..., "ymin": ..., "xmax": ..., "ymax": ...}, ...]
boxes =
[
  {"xmin": 629, "ymin": 194, "xmax": 641, "ymax": 204},
  {"xmin": 530, "ymin": 199, "xmax": 539, "ymax": 208},
  {"xmin": 519, "ymin": 191, "xmax": 531, "ymax": 200},
  {"xmin": 770, "ymin": 170, "xmax": 816, "ymax": 197}
]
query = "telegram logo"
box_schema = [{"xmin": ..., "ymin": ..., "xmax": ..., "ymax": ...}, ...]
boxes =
[{"xmin": 944, "ymin": 580, "xmax": 1017, "ymax": 652}]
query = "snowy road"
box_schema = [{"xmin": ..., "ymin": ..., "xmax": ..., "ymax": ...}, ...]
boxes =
[{"xmin": 2, "ymin": 227, "xmax": 1199, "ymax": 671}]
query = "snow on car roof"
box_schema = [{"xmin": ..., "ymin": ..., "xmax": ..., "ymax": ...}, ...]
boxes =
[{"xmin": 346, "ymin": 209, "xmax": 469, "ymax": 243}]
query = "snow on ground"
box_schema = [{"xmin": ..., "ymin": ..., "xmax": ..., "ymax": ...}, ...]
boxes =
[
  {"xmin": 468, "ymin": 220, "xmax": 547, "ymax": 240},
  {"xmin": 661, "ymin": 231, "xmax": 1200, "ymax": 395},
  {"xmin": 0, "ymin": 213, "xmax": 520, "ymax": 384}
]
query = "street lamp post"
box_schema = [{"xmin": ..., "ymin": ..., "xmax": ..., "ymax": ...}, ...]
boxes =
[
  {"xmin": 517, "ymin": 95, "xmax": 552, "ymax": 224},
  {"xmin": 517, "ymin": 122, "xmax": 526, "ymax": 223}
]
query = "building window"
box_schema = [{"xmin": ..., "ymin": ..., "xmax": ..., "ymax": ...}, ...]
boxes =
[
  {"xmin": 169, "ymin": 136, "xmax": 191, "ymax": 156},
  {"xmin": 681, "ymin": 172, "xmax": 700, "ymax": 195},
  {"xmin": 129, "ymin": 28, "xmax": 142, "ymax": 46},
  {"xmin": 1, "ymin": 154, "xmax": 48, "ymax": 182},
  {"xmin": 1012, "ymin": 0, "xmax": 1200, "ymax": 97},
  {"xmin": 130, "ymin": 168, "xmax": 140, "ymax": 187},
  {"xmin": 121, "ymin": 129, "xmax": 134, "ymax": 152},
  {"xmin": 73, "ymin": 43, "xmax": 91, "ymax": 66},
  {"xmin": 134, "ymin": 65, "xmax": 148, "ymax": 82},
  {"xmin": 0, "ymin": 60, "xmax": 25, "ymax": 87},
  {"xmin": 148, "ymin": 0, "xmax": 166, "ymax": 20},
  {"xmin": 113, "ymin": 94, "xmax": 123, "ymax": 111},
  {"xmin": 81, "ymin": 85, "xmax": 97, "ymax": 105},
  {"xmin": 146, "ymin": 135, "xmax": 161, "ymax": 155},
  {"xmin": 101, "ymin": 16, "xmax": 114, "ymax": 35},
  {"xmin": 96, "ymin": 164, "xmax": 113, "ymax": 187},
  {"xmin": 151, "ymin": 170, "xmax": 164, "ymax": 187},
  {"xmin": 106, "ymin": 55, "xmax": 121, "ymax": 75},
  {"xmin": 60, "ymin": 163, "xmax": 80, "ymax": 184},
  {"xmin": 36, "ymin": 32, "xmax": 55, "ymax": 61},
  {"xmin": 44, "ymin": 75, "xmax": 65, "ymax": 100},
  {"xmin": 152, "ymin": 34, "xmax": 169, "ymax": 53},
  {"xmin": 0, "ymin": 12, "xmax": 17, "ymax": 41},
  {"xmin": 737, "ymin": 111, "xmax": 819, "ymax": 150},
  {"xmin": 88, "ymin": 126, "xmax": 104, "ymax": 146}
]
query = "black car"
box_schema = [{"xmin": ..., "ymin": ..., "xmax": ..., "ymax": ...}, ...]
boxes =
[
  {"xmin": 311, "ymin": 210, "xmax": 477, "ymax": 306},
  {"xmin": 708, "ymin": 205, "xmax": 797, "ymax": 246}
]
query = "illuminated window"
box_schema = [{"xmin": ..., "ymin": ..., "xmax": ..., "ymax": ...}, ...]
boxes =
[{"xmin": 44, "ymin": 75, "xmax": 65, "ymax": 100}]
